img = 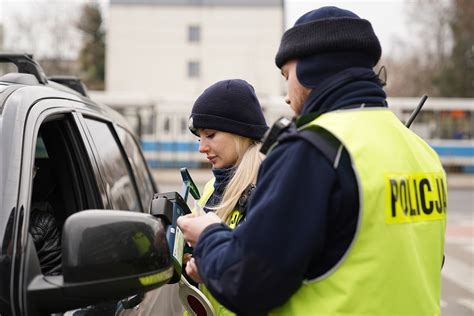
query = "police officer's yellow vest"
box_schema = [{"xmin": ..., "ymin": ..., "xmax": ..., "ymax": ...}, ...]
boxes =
[
  {"xmin": 270, "ymin": 108, "xmax": 447, "ymax": 316},
  {"xmin": 191, "ymin": 178, "xmax": 242, "ymax": 316}
]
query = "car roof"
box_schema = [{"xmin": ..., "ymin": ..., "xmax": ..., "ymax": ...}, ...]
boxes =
[{"xmin": 0, "ymin": 54, "xmax": 129, "ymax": 128}]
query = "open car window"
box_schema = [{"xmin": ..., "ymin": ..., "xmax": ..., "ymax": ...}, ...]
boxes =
[
  {"xmin": 32, "ymin": 116, "xmax": 98, "ymax": 226},
  {"xmin": 30, "ymin": 115, "xmax": 101, "ymax": 275}
]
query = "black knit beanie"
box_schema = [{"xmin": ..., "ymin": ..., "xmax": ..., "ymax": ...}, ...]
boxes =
[
  {"xmin": 275, "ymin": 6, "xmax": 381, "ymax": 69},
  {"xmin": 189, "ymin": 79, "xmax": 268, "ymax": 140}
]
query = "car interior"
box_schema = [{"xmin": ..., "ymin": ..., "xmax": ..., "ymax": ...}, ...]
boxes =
[{"xmin": 29, "ymin": 116, "xmax": 101, "ymax": 274}]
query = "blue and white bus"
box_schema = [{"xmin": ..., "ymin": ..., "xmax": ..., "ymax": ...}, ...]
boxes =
[{"xmin": 389, "ymin": 98, "xmax": 473, "ymax": 173}]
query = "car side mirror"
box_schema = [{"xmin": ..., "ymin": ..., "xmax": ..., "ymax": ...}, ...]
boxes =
[{"xmin": 27, "ymin": 210, "xmax": 173, "ymax": 314}]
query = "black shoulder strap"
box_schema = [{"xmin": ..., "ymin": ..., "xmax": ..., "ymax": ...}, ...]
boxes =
[
  {"xmin": 236, "ymin": 184, "xmax": 256, "ymax": 215},
  {"xmin": 278, "ymin": 127, "xmax": 343, "ymax": 168},
  {"xmin": 260, "ymin": 117, "xmax": 343, "ymax": 168}
]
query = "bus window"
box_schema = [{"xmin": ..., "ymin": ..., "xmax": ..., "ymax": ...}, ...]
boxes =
[
  {"xmin": 164, "ymin": 118, "xmax": 170, "ymax": 133},
  {"xmin": 181, "ymin": 118, "xmax": 187, "ymax": 135}
]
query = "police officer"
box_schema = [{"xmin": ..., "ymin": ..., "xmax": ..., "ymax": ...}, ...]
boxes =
[
  {"xmin": 185, "ymin": 79, "xmax": 267, "ymax": 316},
  {"xmin": 178, "ymin": 6, "xmax": 447, "ymax": 315}
]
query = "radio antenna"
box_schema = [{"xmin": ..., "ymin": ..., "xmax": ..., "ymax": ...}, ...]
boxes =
[{"xmin": 405, "ymin": 95, "xmax": 428, "ymax": 128}]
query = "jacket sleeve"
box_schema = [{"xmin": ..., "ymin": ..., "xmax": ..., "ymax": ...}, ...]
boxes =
[
  {"xmin": 193, "ymin": 139, "xmax": 338, "ymax": 315},
  {"xmin": 30, "ymin": 209, "xmax": 62, "ymax": 275}
]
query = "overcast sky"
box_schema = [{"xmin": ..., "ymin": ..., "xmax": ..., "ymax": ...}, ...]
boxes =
[{"xmin": 0, "ymin": 0, "xmax": 412, "ymax": 57}]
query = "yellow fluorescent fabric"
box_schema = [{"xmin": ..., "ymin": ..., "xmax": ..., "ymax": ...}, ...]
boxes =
[
  {"xmin": 270, "ymin": 108, "xmax": 447, "ymax": 316},
  {"xmin": 187, "ymin": 178, "xmax": 238, "ymax": 316}
]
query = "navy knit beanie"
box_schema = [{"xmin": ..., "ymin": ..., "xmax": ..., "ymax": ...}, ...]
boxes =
[
  {"xmin": 189, "ymin": 79, "xmax": 268, "ymax": 140},
  {"xmin": 275, "ymin": 6, "xmax": 382, "ymax": 70}
]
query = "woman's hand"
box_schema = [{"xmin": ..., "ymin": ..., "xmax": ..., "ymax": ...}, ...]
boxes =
[
  {"xmin": 177, "ymin": 212, "xmax": 222, "ymax": 247},
  {"xmin": 185, "ymin": 257, "xmax": 203, "ymax": 284}
]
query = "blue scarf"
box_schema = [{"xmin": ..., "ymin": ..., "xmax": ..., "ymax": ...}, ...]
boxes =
[{"xmin": 204, "ymin": 166, "xmax": 236, "ymax": 211}]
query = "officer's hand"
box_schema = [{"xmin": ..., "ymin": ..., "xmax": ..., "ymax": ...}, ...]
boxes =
[
  {"xmin": 178, "ymin": 212, "xmax": 222, "ymax": 247},
  {"xmin": 185, "ymin": 257, "xmax": 203, "ymax": 284},
  {"xmin": 183, "ymin": 253, "xmax": 193, "ymax": 265}
]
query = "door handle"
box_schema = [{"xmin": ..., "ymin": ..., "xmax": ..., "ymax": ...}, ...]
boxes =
[{"xmin": 120, "ymin": 293, "xmax": 145, "ymax": 309}]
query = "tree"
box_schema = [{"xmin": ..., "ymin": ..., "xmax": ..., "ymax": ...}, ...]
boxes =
[
  {"xmin": 77, "ymin": 3, "xmax": 106, "ymax": 90},
  {"xmin": 2, "ymin": 1, "xmax": 81, "ymax": 75},
  {"xmin": 382, "ymin": 54, "xmax": 441, "ymax": 97},
  {"xmin": 435, "ymin": 0, "xmax": 474, "ymax": 97},
  {"xmin": 385, "ymin": 0, "xmax": 473, "ymax": 97}
]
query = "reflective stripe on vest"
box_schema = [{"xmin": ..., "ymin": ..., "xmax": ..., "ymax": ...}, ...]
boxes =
[{"xmin": 270, "ymin": 108, "xmax": 447, "ymax": 316}]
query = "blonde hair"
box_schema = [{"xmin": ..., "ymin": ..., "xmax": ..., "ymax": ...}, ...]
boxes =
[{"xmin": 209, "ymin": 135, "xmax": 264, "ymax": 224}]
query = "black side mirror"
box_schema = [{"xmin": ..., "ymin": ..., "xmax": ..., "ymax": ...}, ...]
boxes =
[{"xmin": 27, "ymin": 210, "xmax": 173, "ymax": 314}]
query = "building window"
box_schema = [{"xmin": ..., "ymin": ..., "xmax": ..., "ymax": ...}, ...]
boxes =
[
  {"xmin": 181, "ymin": 118, "xmax": 187, "ymax": 134},
  {"xmin": 187, "ymin": 61, "xmax": 200, "ymax": 78},
  {"xmin": 188, "ymin": 25, "xmax": 200, "ymax": 43}
]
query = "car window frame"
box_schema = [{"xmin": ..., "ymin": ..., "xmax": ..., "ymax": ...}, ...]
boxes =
[{"xmin": 18, "ymin": 106, "xmax": 76, "ymax": 313}]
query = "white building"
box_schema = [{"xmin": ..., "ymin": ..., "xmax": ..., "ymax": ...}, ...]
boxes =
[
  {"xmin": 106, "ymin": 0, "xmax": 285, "ymax": 99},
  {"xmin": 0, "ymin": 24, "xmax": 3, "ymax": 51}
]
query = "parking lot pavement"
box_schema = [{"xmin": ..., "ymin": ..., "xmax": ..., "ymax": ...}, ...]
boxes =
[
  {"xmin": 447, "ymin": 173, "xmax": 474, "ymax": 189},
  {"xmin": 442, "ymin": 213, "xmax": 474, "ymax": 315}
]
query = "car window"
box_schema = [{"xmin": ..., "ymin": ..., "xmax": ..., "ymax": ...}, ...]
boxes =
[
  {"xmin": 31, "ymin": 133, "xmax": 63, "ymax": 276},
  {"xmin": 35, "ymin": 135, "xmax": 48, "ymax": 158},
  {"xmin": 33, "ymin": 117, "xmax": 98, "ymax": 225},
  {"xmin": 29, "ymin": 117, "xmax": 101, "ymax": 276},
  {"xmin": 116, "ymin": 127, "xmax": 155, "ymax": 211},
  {"xmin": 84, "ymin": 118, "xmax": 140, "ymax": 211}
]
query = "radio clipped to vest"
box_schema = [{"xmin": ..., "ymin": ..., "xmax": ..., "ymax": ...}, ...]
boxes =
[
  {"xmin": 227, "ymin": 183, "xmax": 256, "ymax": 229},
  {"xmin": 260, "ymin": 116, "xmax": 294, "ymax": 155}
]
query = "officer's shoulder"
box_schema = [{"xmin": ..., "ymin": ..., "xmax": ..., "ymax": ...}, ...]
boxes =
[{"xmin": 281, "ymin": 128, "xmax": 342, "ymax": 162}]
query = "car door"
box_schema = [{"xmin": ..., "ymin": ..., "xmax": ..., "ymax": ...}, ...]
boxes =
[
  {"xmin": 15, "ymin": 98, "xmax": 109, "ymax": 315},
  {"xmin": 14, "ymin": 97, "xmax": 170, "ymax": 316},
  {"xmin": 79, "ymin": 115, "xmax": 184, "ymax": 316}
]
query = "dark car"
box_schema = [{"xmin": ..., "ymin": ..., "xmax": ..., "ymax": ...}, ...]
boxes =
[{"xmin": 0, "ymin": 54, "xmax": 177, "ymax": 316}]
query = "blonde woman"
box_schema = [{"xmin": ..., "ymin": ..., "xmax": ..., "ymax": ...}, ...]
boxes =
[{"xmin": 185, "ymin": 79, "xmax": 268, "ymax": 315}]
